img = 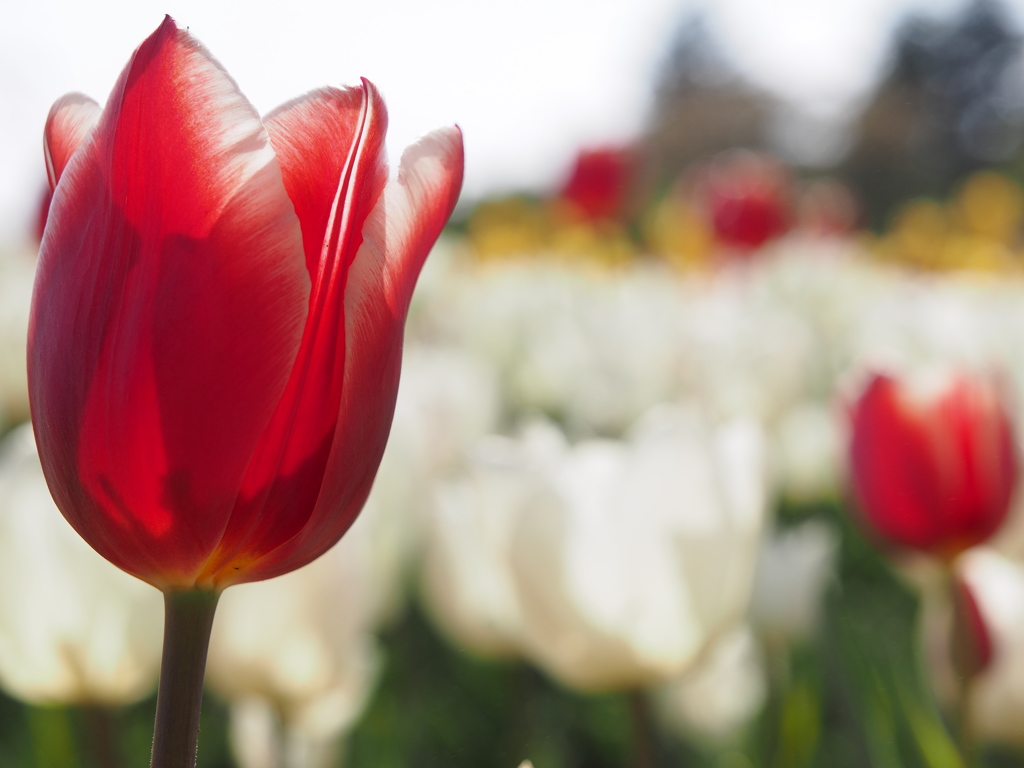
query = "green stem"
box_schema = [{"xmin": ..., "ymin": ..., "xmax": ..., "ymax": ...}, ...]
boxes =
[
  {"xmin": 629, "ymin": 689, "xmax": 655, "ymax": 768},
  {"xmin": 80, "ymin": 705, "xmax": 121, "ymax": 768},
  {"xmin": 953, "ymin": 675, "xmax": 977, "ymax": 768},
  {"xmin": 27, "ymin": 706, "xmax": 77, "ymax": 768},
  {"xmin": 943, "ymin": 562, "xmax": 979, "ymax": 768},
  {"xmin": 150, "ymin": 589, "xmax": 220, "ymax": 768}
]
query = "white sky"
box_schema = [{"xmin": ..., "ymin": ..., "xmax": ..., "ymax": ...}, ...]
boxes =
[{"xmin": 0, "ymin": 0, "xmax": 1010, "ymax": 244}]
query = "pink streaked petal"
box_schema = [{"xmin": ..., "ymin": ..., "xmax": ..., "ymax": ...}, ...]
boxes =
[
  {"xmin": 234, "ymin": 126, "xmax": 464, "ymax": 585},
  {"xmin": 197, "ymin": 82, "xmax": 390, "ymax": 583},
  {"xmin": 43, "ymin": 93, "xmax": 101, "ymax": 191},
  {"xmin": 29, "ymin": 17, "xmax": 308, "ymax": 588}
]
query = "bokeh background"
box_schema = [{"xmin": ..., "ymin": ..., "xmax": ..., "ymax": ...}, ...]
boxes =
[{"xmin": 7, "ymin": 0, "xmax": 1024, "ymax": 766}]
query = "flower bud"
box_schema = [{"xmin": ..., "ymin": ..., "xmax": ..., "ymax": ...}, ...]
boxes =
[{"xmin": 848, "ymin": 371, "xmax": 1018, "ymax": 557}]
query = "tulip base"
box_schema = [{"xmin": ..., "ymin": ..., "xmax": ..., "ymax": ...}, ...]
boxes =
[{"xmin": 150, "ymin": 588, "xmax": 220, "ymax": 768}]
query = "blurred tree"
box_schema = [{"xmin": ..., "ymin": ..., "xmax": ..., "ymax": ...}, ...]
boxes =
[
  {"xmin": 640, "ymin": 15, "xmax": 773, "ymax": 203},
  {"xmin": 840, "ymin": 0, "xmax": 1024, "ymax": 229}
]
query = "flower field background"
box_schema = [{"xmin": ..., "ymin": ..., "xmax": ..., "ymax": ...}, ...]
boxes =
[{"xmin": 7, "ymin": 212, "xmax": 1024, "ymax": 766}]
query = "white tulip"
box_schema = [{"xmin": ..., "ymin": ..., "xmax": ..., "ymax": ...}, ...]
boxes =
[
  {"xmin": 744, "ymin": 241, "xmax": 887, "ymax": 395},
  {"xmin": 749, "ymin": 520, "xmax": 838, "ymax": 644},
  {"xmin": 955, "ymin": 549, "xmax": 1024, "ymax": 747},
  {"xmin": 0, "ymin": 423, "xmax": 162, "ymax": 705},
  {"xmin": 770, "ymin": 403, "xmax": 844, "ymax": 503},
  {"xmin": 227, "ymin": 696, "xmax": 351, "ymax": 768},
  {"xmin": 295, "ymin": 342, "xmax": 502, "ymax": 634},
  {"xmin": 413, "ymin": 259, "xmax": 689, "ymax": 436},
  {"xmin": 364, "ymin": 344, "xmax": 502, "ymax": 626},
  {"xmin": 847, "ymin": 276, "xmax": 1002, "ymax": 379},
  {"xmin": 657, "ymin": 626, "xmax": 766, "ymax": 741},
  {"xmin": 680, "ymin": 279, "xmax": 817, "ymax": 427},
  {"xmin": 509, "ymin": 405, "xmax": 767, "ymax": 691},
  {"xmin": 393, "ymin": 345, "xmax": 502, "ymax": 481},
  {"xmin": 0, "ymin": 248, "xmax": 35, "ymax": 429},
  {"xmin": 205, "ymin": 518, "xmax": 382, "ymax": 768},
  {"xmin": 419, "ymin": 425, "xmax": 564, "ymax": 657},
  {"xmin": 506, "ymin": 266, "xmax": 686, "ymax": 435},
  {"xmin": 913, "ymin": 547, "xmax": 1024, "ymax": 750}
]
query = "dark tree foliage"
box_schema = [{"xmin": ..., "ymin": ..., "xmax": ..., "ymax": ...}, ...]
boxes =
[
  {"xmin": 840, "ymin": 0, "xmax": 1024, "ymax": 228},
  {"xmin": 640, "ymin": 15, "xmax": 772, "ymax": 198}
]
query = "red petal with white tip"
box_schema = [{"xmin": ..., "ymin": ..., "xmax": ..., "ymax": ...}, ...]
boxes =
[
  {"xmin": 197, "ymin": 82, "xmax": 389, "ymax": 584},
  {"xmin": 43, "ymin": 93, "xmax": 101, "ymax": 191},
  {"xmin": 243, "ymin": 125, "xmax": 464, "ymax": 583}
]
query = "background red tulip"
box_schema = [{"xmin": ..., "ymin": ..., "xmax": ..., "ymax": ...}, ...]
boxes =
[
  {"xmin": 701, "ymin": 150, "xmax": 790, "ymax": 252},
  {"xmin": 29, "ymin": 17, "xmax": 464, "ymax": 592},
  {"xmin": 848, "ymin": 371, "xmax": 1019, "ymax": 557},
  {"xmin": 558, "ymin": 146, "xmax": 634, "ymax": 223}
]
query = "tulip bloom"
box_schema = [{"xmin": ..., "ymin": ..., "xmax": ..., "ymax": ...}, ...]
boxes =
[
  {"xmin": 423, "ymin": 406, "xmax": 767, "ymax": 692},
  {"xmin": 848, "ymin": 372, "xmax": 1018, "ymax": 557},
  {"xmin": 701, "ymin": 150, "xmax": 790, "ymax": 251},
  {"xmin": 558, "ymin": 147, "xmax": 633, "ymax": 223},
  {"xmin": 29, "ymin": 17, "xmax": 464, "ymax": 592}
]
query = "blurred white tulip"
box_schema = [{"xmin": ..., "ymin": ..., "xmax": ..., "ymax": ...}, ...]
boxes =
[
  {"xmin": 947, "ymin": 549, "xmax": 1024, "ymax": 748},
  {"xmin": 228, "ymin": 696, "xmax": 348, "ymax": 768},
  {"xmin": 847, "ymin": 276, "xmax": 1002, "ymax": 380},
  {"xmin": 411, "ymin": 259, "xmax": 688, "ymax": 436},
  {"xmin": 746, "ymin": 242, "xmax": 887, "ymax": 394},
  {"xmin": 0, "ymin": 248, "xmax": 34, "ymax": 429},
  {"xmin": 365, "ymin": 344, "xmax": 502, "ymax": 626},
  {"xmin": 914, "ymin": 547, "xmax": 1024, "ymax": 750},
  {"xmin": 657, "ymin": 626, "xmax": 767, "ymax": 741},
  {"xmin": 420, "ymin": 405, "xmax": 767, "ymax": 691},
  {"xmin": 681, "ymin": 281, "xmax": 816, "ymax": 427},
  {"xmin": 394, "ymin": 345, "xmax": 502, "ymax": 480},
  {"xmin": 298, "ymin": 341, "xmax": 502, "ymax": 634},
  {"xmin": 206, "ymin": 519, "xmax": 382, "ymax": 768},
  {"xmin": 770, "ymin": 403, "xmax": 844, "ymax": 503},
  {"xmin": 419, "ymin": 425, "xmax": 564, "ymax": 657},
  {"xmin": 506, "ymin": 266, "xmax": 686, "ymax": 435},
  {"xmin": 509, "ymin": 405, "xmax": 768, "ymax": 691},
  {"xmin": 749, "ymin": 520, "xmax": 838, "ymax": 644},
  {"xmin": 0, "ymin": 423, "xmax": 162, "ymax": 705}
]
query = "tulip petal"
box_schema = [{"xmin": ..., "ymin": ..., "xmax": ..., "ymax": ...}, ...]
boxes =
[
  {"xmin": 241, "ymin": 125, "xmax": 464, "ymax": 584},
  {"xmin": 43, "ymin": 93, "xmax": 101, "ymax": 191},
  {"xmin": 197, "ymin": 82, "xmax": 390, "ymax": 584},
  {"xmin": 850, "ymin": 374, "xmax": 1016, "ymax": 554},
  {"xmin": 30, "ymin": 17, "xmax": 309, "ymax": 588},
  {"xmin": 851, "ymin": 376, "xmax": 946, "ymax": 548},
  {"xmin": 265, "ymin": 83, "xmax": 388, "ymax": 280}
]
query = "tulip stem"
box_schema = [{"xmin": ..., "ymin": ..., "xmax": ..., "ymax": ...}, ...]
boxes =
[
  {"xmin": 953, "ymin": 676, "xmax": 977, "ymax": 768},
  {"xmin": 629, "ymin": 690, "xmax": 655, "ymax": 768},
  {"xmin": 944, "ymin": 564, "xmax": 980, "ymax": 768},
  {"xmin": 150, "ymin": 588, "xmax": 220, "ymax": 768},
  {"xmin": 81, "ymin": 705, "xmax": 121, "ymax": 768}
]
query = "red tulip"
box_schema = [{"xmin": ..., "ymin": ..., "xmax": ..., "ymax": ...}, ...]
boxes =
[
  {"xmin": 849, "ymin": 372, "xmax": 1018, "ymax": 558},
  {"xmin": 559, "ymin": 146, "xmax": 633, "ymax": 222},
  {"xmin": 702, "ymin": 151, "xmax": 790, "ymax": 252},
  {"xmin": 29, "ymin": 17, "xmax": 464, "ymax": 592}
]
